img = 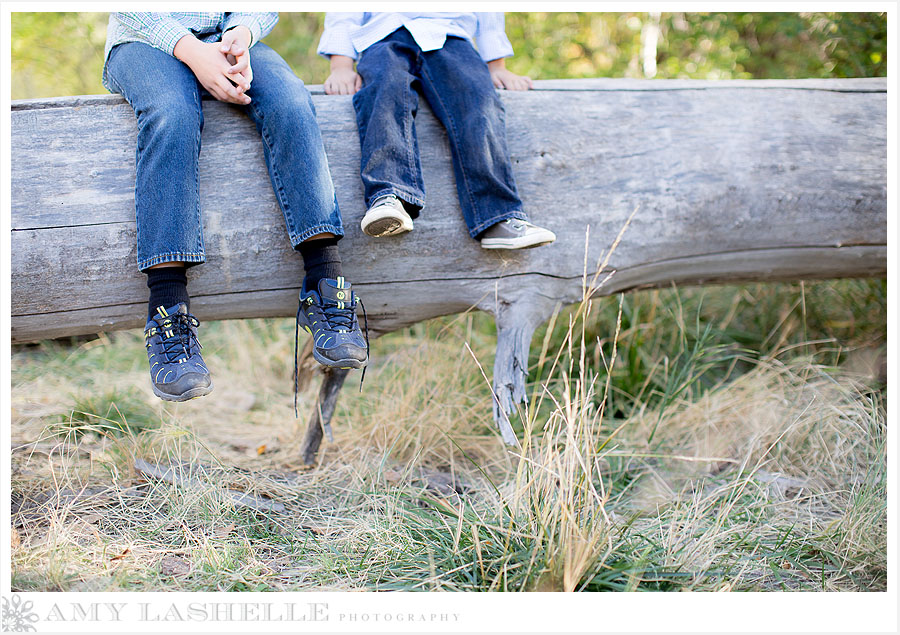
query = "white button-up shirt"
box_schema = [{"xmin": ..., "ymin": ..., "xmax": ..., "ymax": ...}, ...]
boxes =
[{"xmin": 317, "ymin": 12, "xmax": 514, "ymax": 62}]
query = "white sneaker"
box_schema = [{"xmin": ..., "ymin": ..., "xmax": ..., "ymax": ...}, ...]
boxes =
[
  {"xmin": 480, "ymin": 219, "xmax": 556, "ymax": 249},
  {"xmin": 360, "ymin": 195, "xmax": 414, "ymax": 237}
]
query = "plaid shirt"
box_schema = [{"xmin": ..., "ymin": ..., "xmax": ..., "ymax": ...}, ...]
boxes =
[
  {"xmin": 103, "ymin": 12, "xmax": 278, "ymax": 91},
  {"xmin": 318, "ymin": 12, "xmax": 513, "ymax": 62}
]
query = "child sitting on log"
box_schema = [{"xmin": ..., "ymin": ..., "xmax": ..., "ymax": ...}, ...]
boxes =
[
  {"xmin": 103, "ymin": 12, "xmax": 368, "ymax": 402},
  {"xmin": 318, "ymin": 12, "xmax": 556, "ymax": 249}
]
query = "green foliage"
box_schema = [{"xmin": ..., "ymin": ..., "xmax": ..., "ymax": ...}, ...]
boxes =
[
  {"xmin": 261, "ymin": 13, "xmax": 330, "ymax": 83},
  {"xmin": 60, "ymin": 388, "xmax": 162, "ymax": 437},
  {"xmin": 531, "ymin": 278, "xmax": 887, "ymax": 435},
  {"xmin": 654, "ymin": 12, "xmax": 888, "ymax": 79},
  {"xmin": 11, "ymin": 12, "xmax": 886, "ymax": 99},
  {"xmin": 11, "ymin": 12, "xmax": 109, "ymax": 99},
  {"xmin": 503, "ymin": 12, "xmax": 886, "ymax": 80}
]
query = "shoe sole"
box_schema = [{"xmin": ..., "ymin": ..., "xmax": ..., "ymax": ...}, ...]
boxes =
[
  {"xmin": 313, "ymin": 349, "xmax": 368, "ymax": 370},
  {"xmin": 152, "ymin": 380, "xmax": 213, "ymax": 402},
  {"xmin": 361, "ymin": 209, "xmax": 414, "ymax": 237},
  {"xmin": 481, "ymin": 233, "xmax": 556, "ymax": 250}
]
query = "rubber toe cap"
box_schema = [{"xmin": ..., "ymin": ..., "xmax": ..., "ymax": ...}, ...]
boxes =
[
  {"xmin": 318, "ymin": 343, "xmax": 368, "ymax": 365},
  {"xmin": 158, "ymin": 372, "xmax": 212, "ymax": 398}
]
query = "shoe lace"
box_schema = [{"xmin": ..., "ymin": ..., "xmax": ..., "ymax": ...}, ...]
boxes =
[
  {"xmin": 358, "ymin": 299, "xmax": 370, "ymax": 392},
  {"xmin": 158, "ymin": 313, "xmax": 201, "ymax": 363},
  {"xmin": 294, "ymin": 301, "xmax": 302, "ymax": 417},
  {"xmin": 293, "ymin": 297, "xmax": 370, "ymax": 417},
  {"xmin": 321, "ymin": 303, "xmax": 357, "ymax": 332},
  {"xmin": 373, "ymin": 194, "xmax": 399, "ymax": 208}
]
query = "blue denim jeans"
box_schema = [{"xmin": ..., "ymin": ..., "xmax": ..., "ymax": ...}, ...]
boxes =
[
  {"xmin": 352, "ymin": 28, "xmax": 527, "ymax": 238},
  {"xmin": 106, "ymin": 41, "xmax": 343, "ymax": 271}
]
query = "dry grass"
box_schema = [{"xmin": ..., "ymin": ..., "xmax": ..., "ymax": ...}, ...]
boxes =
[{"xmin": 9, "ymin": 282, "xmax": 887, "ymax": 592}]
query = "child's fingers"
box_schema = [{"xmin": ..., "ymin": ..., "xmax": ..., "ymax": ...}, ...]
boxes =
[
  {"xmin": 216, "ymin": 76, "xmax": 250, "ymax": 104},
  {"xmin": 209, "ymin": 82, "xmax": 231, "ymax": 103},
  {"xmin": 207, "ymin": 84, "xmax": 228, "ymax": 102},
  {"xmin": 228, "ymin": 76, "xmax": 250, "ymax": 93},
  {"xmin": 229, "ymin": 52, "xmax": 252, "ymax": 84},
  {"xmin": 505, "ymin": 74, "xmax": 531, "ymax": 91},
  {"xmin": 224, "ymin": 41, "xmax": 245, "ymax": 57},
  {"xmin": 229, "ymin": 56, "xmax": 250, "ymax": 74},
  {"xmin": 228, "ymin": 70, "xmax": 251, "ymax": 92},
  {"xmin": 324, "ymin": 73, "xmax": 359, "ymax": 95}
]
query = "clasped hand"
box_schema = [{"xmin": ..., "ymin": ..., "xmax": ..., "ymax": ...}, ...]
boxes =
[{"xmin": 175, "ymin": 27, "xmax": 253, "ymax": 105}]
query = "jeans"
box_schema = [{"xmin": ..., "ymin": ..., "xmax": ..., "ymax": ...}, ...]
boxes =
[
  {"xmin": 352, "ymin": 28, "xmax": 527, "ymax": 238},
  {"xmin": 106, "ymin": 41, "xmax": 343, "ymax": 271}
]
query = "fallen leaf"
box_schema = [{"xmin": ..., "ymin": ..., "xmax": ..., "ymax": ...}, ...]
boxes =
[
  {"xmin": 417, "ymin": 468, "xmax": 469, "ymax": 497},
  {"xmin": 214, "ymin": 523, "xmax": 235, "ymax": 538},
  {"xmin": 159, "ymin": 555, "xmax": 191, "ymax": 576},
  {"xmin": 110, "ymin": 547, "xmax": 131, "ymax": 561},
  {"xmin": 299, "ymin": 525, "xmax": 326, "ymax": 535}
]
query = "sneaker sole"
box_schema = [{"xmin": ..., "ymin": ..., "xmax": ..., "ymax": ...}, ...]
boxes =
[
  {"xmin": 361, "ymin": 210, "xmax": 414, "ymax": 238},
  {"xmin": 481, "ymin": 234, "xmax": 556, "ymax": 250},
  {"xmin": 152, "ymin": 381, "xmax": 213, "ymax": 402},
  {"xmin": 313, "ymin": 349, "xmax": 368, "ymax": 370}
]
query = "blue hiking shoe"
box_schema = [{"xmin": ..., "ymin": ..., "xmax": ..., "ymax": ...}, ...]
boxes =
[
  {"xmin": 144, "ymin": 303, "xmax": 212, "ymax": 402},
  {"xmin": 296, "ymin": 277, "xmax": 368, "ymax": 370}
]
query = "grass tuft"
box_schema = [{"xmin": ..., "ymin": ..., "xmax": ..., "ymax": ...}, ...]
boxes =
[{"xmin": 10, "ymin": 279, "xmax": 886, "ymax": 591}]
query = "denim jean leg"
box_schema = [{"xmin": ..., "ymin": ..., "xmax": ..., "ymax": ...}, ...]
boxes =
[
  {"xmin": 419, "ymin": 37, "xmax": 527, "ymax": 238},
  {"xmin": 241, "ymin": 43, "xmax": 344, "ymax": 246},
  {"xmin": 353, "ymin": 30, "xmax": 427, "ymax": 215},
  {"xmin": 105, "ymin": 42, "xmax": 206, "ymax": 271}
]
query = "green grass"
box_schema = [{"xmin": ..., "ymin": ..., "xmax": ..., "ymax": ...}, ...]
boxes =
[{"xmin": 9, "ymin": 279, "xmax": 887, "ymax": 592}]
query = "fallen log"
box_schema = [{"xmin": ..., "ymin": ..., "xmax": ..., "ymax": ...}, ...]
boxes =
[{"xmin": 11, "ymin": 78, "xmax": 888, "ymax": 450}]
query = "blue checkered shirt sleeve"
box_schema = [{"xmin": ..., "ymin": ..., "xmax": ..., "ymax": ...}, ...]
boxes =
[
  {"xmin": 223, "ymin": 13, "xmax": 279, "ymax": 46},
  {"xmin": 113, "ymin": 12, "xmax": 194, "ymax": 56}
]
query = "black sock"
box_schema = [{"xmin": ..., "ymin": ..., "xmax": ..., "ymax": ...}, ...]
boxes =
[
  {"xmin": 146, "ymin": 267, "xmax": 189, "ymax": 321},
  {"xmin": 296, "ymin": 237, "xmax": 343, "ymax": 291}
]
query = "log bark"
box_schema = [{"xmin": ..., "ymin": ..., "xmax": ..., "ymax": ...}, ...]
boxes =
[{"xmin": 10, "ymin": 78, "xmax": 888, "ymax": 438}]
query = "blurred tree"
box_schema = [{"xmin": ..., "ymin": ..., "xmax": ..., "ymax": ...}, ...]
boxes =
[
  {"xmin": 654, "ymin": 12, "xmax": 887, "ymax": 79},
  {"xmin": 12, "ymin": 12, "xmax": 108, "ymax": 98},
  {"xmin": 10, "ymin": 11, "xmax": 887, "ymax": 100},
  {"xmin": 503, "ymin": 12, "xmax": 886, "ymax": 80},
  {"xmin": 259, "ymin": 13, "xmax": 330, "ymax": 82}
]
